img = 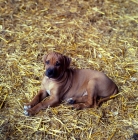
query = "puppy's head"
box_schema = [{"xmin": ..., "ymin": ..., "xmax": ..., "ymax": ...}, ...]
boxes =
[{"xmin": 42, "ymin": 52, "xmax": 71, "ymax": 79}]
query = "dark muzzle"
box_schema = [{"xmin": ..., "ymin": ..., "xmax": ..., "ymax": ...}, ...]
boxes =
[{"xmin": 45, "ymin": 68, "xmax": 56, "ymax": 78}]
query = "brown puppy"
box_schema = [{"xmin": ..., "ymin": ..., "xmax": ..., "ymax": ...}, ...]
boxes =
[{"xmin": 24, "ymin": 52, "xmax": 118, "ymax": 116}]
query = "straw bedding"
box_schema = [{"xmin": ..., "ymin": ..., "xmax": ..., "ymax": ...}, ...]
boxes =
[{"xmin": 0, "ymin": 0, "xmax": 138, "ymax": 139}]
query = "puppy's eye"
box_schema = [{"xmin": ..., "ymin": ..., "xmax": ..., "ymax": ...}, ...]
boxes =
[
  {"xmin": 55, "ymin": 61, "xmax": 61, "ymax": 66},
  {"xmin": 46, "ymin": 60, "xmax": 50, "ymax": 65}
]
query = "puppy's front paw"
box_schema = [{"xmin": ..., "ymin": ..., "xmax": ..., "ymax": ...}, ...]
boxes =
[
  {"xmin": 24, "ymin": 109, "xmax": 35, "ymax": 116},
  {"xmin": 24, "ymin": 105, "xmax": 31, "ymax": 110},
  {"xmin": 67, "ymin": 98, "xmax": 76, "ymax": 104},
  {"xmin": 24, "ymin": 105, "xmax": 32, "ymax": 116},
  {"xmin": 24, "ymin": 110, "xmax": 29, "ymax": 116}
]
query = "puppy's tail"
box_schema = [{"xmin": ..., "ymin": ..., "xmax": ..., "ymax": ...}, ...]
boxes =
[{"xmin": 97, "ymin": 87, "xmax": 119, "ymax": 107}]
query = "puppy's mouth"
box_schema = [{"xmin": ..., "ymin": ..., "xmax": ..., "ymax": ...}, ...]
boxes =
[{"xmin": 45, "ymin": 68, "xmax": 57, "ymax": 79}]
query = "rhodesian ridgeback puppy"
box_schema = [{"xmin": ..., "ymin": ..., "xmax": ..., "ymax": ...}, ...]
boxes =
[{"xmin": 24, "ymin": 52, "xmax": 118, "ymax": 116}]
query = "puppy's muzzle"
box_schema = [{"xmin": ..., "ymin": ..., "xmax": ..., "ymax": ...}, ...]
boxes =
[{"xmin": 45, "ymin": 68, "xmax": 56, "ymax": 78}]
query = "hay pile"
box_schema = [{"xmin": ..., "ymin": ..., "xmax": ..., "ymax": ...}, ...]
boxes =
[{"xmin": 0, "ymin": 0, "xmax": 138, "ymax": 139}]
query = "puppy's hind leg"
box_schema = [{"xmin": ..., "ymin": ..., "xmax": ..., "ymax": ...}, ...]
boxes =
[
  {"xmin": 72, "ymin": 81, "xmax": 96, "ymax": 109},
  {"xmin": 67, "ymin": 95, "xmax": 88, "ymax": 104}
]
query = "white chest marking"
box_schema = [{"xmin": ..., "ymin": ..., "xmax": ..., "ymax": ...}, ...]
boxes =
[
  {"xmin": 83, "ymin": 91, "xmax": 88, "ymax": 96},
  {"xmin": 46, "ymin": 90, "xmax": 51, "ymax": 95}
]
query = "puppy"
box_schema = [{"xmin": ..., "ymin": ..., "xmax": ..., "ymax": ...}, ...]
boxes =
[{"xmin": 24, "ymin": 52, "xmax": 118, "ymax": 116}]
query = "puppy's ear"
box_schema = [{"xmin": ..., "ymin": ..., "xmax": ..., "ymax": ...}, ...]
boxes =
[{"xmin": 63, "ymin": 55, "xmax": 71, "ymax": 69}]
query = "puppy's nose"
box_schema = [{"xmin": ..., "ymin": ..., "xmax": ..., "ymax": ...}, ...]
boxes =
[
  {"xmin": 45, "ymin": 68, "xmax": 55, "ymax": 78},
  {"xmin": 47, "ymin": 69, "xmax": 53, "ymax": 75}
]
